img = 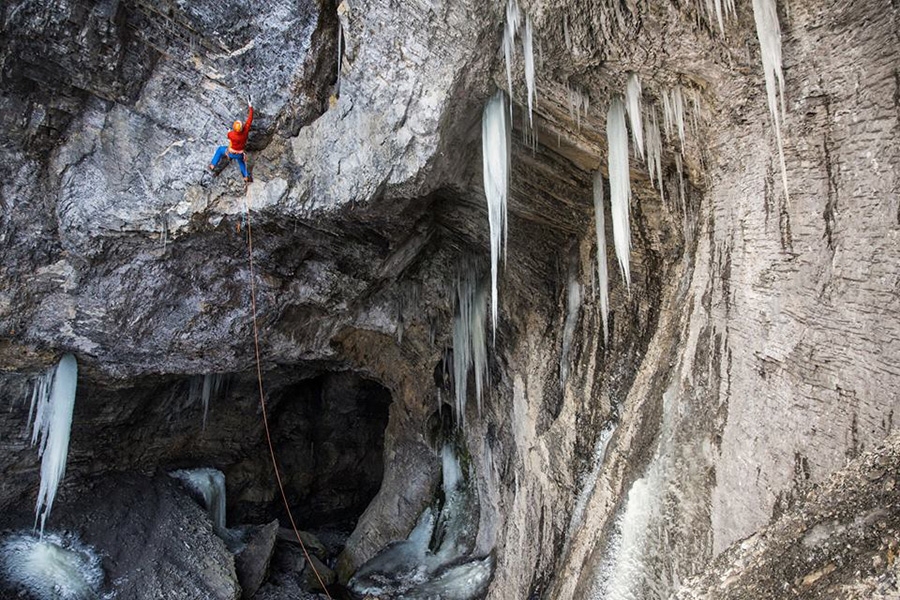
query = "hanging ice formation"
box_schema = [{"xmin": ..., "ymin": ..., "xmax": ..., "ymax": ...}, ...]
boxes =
[
  {"xmin": 752, "ymin": 0, "xmax": 790, "ymax": 202},
  {"xmin": 502, "ymin": 0, "xmax": 521, "ymax": 102},
  {"xmin": 567, "ymin": 85, "xmax": 590, "ymax": 131},
  {"xmin": 672, "ymin": 87, "xmax": 686, "ymax": 152},
  {"xmin": 593, "ymin": 172, "xmax": 610, "ymax": 344},
  {"xmin": 28, "ymin": 354, "xmax": 78, "ymax": 535},
  {"xmin": 696, "ymin": 0, "xmax": 736, "ymax": 34},
  {"xmin": 452, "ymin": 264, "xmax": 489, "ymax": 425},
  {"xmin": 523, "ymin": 15, "xmax": 535, "ymax": 128},
  {"xmin": 482, "ymin": 92, "xmax": 510, "ymax": 339},
  {"xmin": 624, "ymin": 74, "xmax": 644, "ymax": 160},
  {"xmin": 188, "ymin": 373, "xmax": 225, "ymax": 430},
  {"xmin": 606, "ymin": 97, "xmax": 632, "ymax": 289},
  {"xmin": 644, "ymin": 109, "xmax": 664, "ymax": 204},
  {"xmin": 170, "ymin": 468, "xmax": 228, "ymax": 532}
]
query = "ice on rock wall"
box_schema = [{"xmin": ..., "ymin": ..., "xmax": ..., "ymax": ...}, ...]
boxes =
[
  {"xmin": 606, "ymin": 97, "xmax": 632, "ymax": 289},
  {"xmin": 29, "ymin": 354, "xmax": 78, "ymax": 535},
  {"xmin": 482, "ymin": 92, "xmax": 510, "ymax": 339},
  {"xmin": 625, "ymin": 74, "xmax": 644, "ymax": 160},
  {"xmin": 0, "ymin": 531, "xmax": 103, "ymax": 600},
  {"xmin": 567, "ymin": 85, "xmax": 590, "ymax": 131},
  {"xmin": 349, "ymin": 445, "xmax": 489, "ymax": 600},
  {"xmin": 452, "ymin": 262, "xmax": 489, "ymax": 425},
  {"xmin": 170, "ymin": 468, "xmax": 228, "ymax": 532},
  {"xmin": 752, "ymin": 0, "xmax": 790, "ymax": 202},
  {"xmin": 644, "ymin": 108, "xmax": 664, "ymax": 204},
  {"xmin": 593, "ymin": 171, "xmax": 610, "ymax": 344},
  {"xmin": 560, "ymin": 264, "xmax": 583, "ymax": 386},
  {"xmin": 523, "ymin": 15, "xmax": 535, "ymax": 128},
  {"xmin": 189, "ymin": 373, "xmax": 225, "ymax": 430},
  {"xmin": 502, "ymin": 0, "xmax": 521, "ymax": 102}
]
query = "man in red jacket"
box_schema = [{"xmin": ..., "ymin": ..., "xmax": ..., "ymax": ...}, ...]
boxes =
[{"xmin": 209, "ymin": 97, "xmax": 254, "ymax": 182}]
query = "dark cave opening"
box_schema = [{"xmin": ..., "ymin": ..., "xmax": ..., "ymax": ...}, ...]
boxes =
[{"xmin": 257, "ymin": 371, "xmax": 392, "ymax": 531}]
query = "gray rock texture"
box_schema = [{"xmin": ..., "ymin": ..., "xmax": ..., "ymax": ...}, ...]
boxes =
[
  {"xmin": 0, "ymin": 473, "xmax": 242, "ymax": 599},
  {"xmin": 0, "ymin": 0, "xmax": 898, "ymax": 597},
  {"xmin": 676, "ymin": 432, "xmax": 900, "ymax": 599}
]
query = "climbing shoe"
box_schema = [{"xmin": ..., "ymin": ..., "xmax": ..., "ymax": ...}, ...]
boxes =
[{"xmin": 244, "ymin": 176, "xmax": 253, "ymax": 183}]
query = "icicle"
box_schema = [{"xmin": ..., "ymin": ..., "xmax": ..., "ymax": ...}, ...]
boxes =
[
  {"xmin": 471, "ymin": 284, "xmax": 488, "ymax": 415},
  {"xmin": 200, "ymin": 374, "xmax": 224, "ymax": 430},
  {"xmin": 662, "ymin": 91, "xmax": 674, "ymax": 141},
  {"xmin": 644, "ymin": 108, "xmax": 665, "ymax": 205},
  {"xmin": 624, "ymin": 74, "xmax": 644, "ymax": 160},
  {"xmin": 606, "ymin": 98, "xmax": 632, "ymax": 289},
  {"xmin": 593, "ymin": 172, "xmax": 610, "ymax": 344},
  {"xmin": 30, "ymin": 354, "xmax": 78, "ymax": 535},
  {"xmin": 523, "ymin": 15, "xmax": 535, "ymax": 128},
  {"xmin": 502, "ymin": 0, "xmax": 521, "ymax": 103},
  {"xmin": 672, "ymin": 86, "xmax": 686, "ymax": 152},
  {"xmin": 452, "ymin": 264, "xmax": 489, "ymax": 426},
  {"xmin": 567, "ymin": 86, "xmax": 589, "ymax": 131},
  {"xmin": 452, "ymin": 274, "xmax": 471, "ymax": 428},
  {"xmin": 752, "ymin": 0, "xmax": 790, "ymax": 203},
  {"xmin": 482, "ymin": 92, "xmax": 510, "ymax": 339}
]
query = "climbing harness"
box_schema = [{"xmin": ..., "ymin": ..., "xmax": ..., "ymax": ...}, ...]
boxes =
[{"xmin": 242, "ymin": 185, "xmax": 334, "ymax": 599}]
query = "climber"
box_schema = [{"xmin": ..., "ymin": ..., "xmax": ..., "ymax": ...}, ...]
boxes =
[{"xmin": 209, "ymin": 97, "xmax": 254, "ymax": 183}]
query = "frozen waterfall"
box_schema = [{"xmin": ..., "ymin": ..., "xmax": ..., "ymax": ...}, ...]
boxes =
[
  {"xmin": 348, "ymin": 444, "xmax": 490, "ymax": 600},
  {"xmin": 29, "ymin": 354, "xmax": 78, "ymax": 535},
  {"xmin": 482, "ymin": 92, "xmax": 510, "ymax": 339},
  {"xmin": 606, "ymin": 97, "xmax": 632, "ymax": 289},
  {"xmin": 170, "ymin": 468, "xmax": 228, "ymax": 532}
]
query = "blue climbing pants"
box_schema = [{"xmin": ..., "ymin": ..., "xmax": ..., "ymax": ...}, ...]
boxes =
[{"xmin": 211, "ymin": 146, "xmax": 249, "ymax": 178}]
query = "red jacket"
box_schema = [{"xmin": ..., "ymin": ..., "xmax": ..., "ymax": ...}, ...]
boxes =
[{"xmin": 227, "ymin": 107, "xmax": 253, "ymax": 153}]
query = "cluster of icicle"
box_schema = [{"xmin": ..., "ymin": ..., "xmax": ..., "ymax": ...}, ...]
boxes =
[
  {"xmin": 452, "ymin": 262, "xmax": 489, "ymax": 427},
  {"xmin": 482, "ymin": 0, "xmax": 789, "ymax": 359},
  {"xmin": 27, "ymin": 354, "xmax": 79, "ymax": 536},
  {"xmin": 188, "ymin": 373, "xmax": 225, "ymax": 430},
  {"xmin": 482, "ymin": 0, "xmax": 538, "ymax": 342}
]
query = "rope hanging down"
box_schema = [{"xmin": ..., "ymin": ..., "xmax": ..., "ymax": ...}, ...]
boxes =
[{"xmin": 243, "ymin": 187, "xmax": 333, "ymax": 599}]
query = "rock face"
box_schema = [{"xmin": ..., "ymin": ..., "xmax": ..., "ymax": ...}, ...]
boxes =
[
  {"xmin": 676, "ymin": 432, "xmax": 900, "ymax": 600},
  {"xmin": 0, "ymin": 0, "xmax": 898, "ymax": 598}
]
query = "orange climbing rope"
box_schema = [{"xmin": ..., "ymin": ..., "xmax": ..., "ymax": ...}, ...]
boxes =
[{"xmin": 243, "ymin": 186, "xmax": 334, "ymax": 599}]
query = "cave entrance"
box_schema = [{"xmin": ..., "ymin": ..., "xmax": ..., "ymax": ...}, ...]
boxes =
[{"xmin": 266, "ymin": 371, "xmax": 392, "ymax": 531}]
